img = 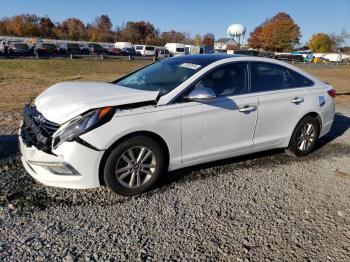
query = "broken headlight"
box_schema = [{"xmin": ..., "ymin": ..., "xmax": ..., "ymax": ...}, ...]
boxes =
[{"xmin": 52, "ymin": 106, "xmax": 115, "ymax": 149}]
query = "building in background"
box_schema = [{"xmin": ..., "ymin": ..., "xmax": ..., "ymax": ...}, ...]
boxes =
[{"xmin": 214, "ymin": 38, "xmax": 238, "ymax": 52}]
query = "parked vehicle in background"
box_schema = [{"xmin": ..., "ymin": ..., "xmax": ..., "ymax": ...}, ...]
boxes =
[
  {"xmin": 106, "ymin": 47, "xmax": 122, "ymax": 56},
  {"xmin": 233, "ymin": 50, "xmax": 275, "ymax": 59},
  {"xmin": 325, "ymin": 53, "xmax": 343, "ymax": 62},
  {"xmin": 234, "ymin": 49, "xmax": 259, "ymax": 56},
  {"xmin": 134, "ymin": 45, "xmax": 156, "ymax": 56},
  {"xmin": 292, "ymin": 51, "xmax": 313, "ymax": 62},
  {"xmin": 34, "ymin": 43, "xmax": 57, "ymax": 55},
  {"xmin": 0, "ymin": 39, "xmax": 8, "ymax": 53},
  {"xmin": 315, "ymin": 53, "xmax": 343, "ymax": 62},
  {"xmin": 57, "ymin": 43, "xmax": 81, "ymax": 54},
  {"xmin": 87, "ymin": 43, "xmax": 104, "ymax": 54},
  {"xmin": 19, "ymin": 54, "xmax": 335, "ymax": 196},
  {"xmin": 275, "ymin": 53, "xmax": 304, "ymax": 62},
  {"xmin": 342, "ymin": 54, "xmax": 350, "ymax": 62},
  {"xmin": 114, "ymin": 42, "xmax": 133, "ymax": 49},
  {"xmin": 313, "ymin": 57, "xmax": 330, "ymax": 64},
  {"xmin": 214, "ymin": 49, "xmax": 227, "ymax": 54},
  {"xmin": 165, "ymin": 43, "xmax": 186, "ymax": 56},
  {"xmin": 79, "ymin": 44, "xmax": 90, "ymax": 55},
  {"xmin": 7, "ymin": 42, "xmax": 32, "ymax": 55},
  {"xmin": 155, "ymin": 47, "xmax": 170, "ymax": 58},
  {"xmin": 121, "ymin": 47, "xmax": 137, "ymax": 56},
  {"xmin": 200, "ymin": 45, "xmax": 214, "ymax": 54},
  {"xmin": 185, "ymin": 45, "xmax": 200, "ymax": 55},
  {"xmin": 258, "ymin": 51, "xmax": 275, "ymax": 59}
]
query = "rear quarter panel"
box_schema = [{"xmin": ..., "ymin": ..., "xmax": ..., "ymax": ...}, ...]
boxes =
[{"xmin": 302, "ymin": 85, "xmax": 335, "ymax": 137}]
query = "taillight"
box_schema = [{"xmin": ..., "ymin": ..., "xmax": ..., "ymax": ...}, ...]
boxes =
[{"xmin": 327, "ymin": 89, "xmax": 336, "ymax": 98}]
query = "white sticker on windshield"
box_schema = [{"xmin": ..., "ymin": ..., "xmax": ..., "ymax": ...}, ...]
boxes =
[{"xmin": 179, "ymin": 63, "xmax": 201, "ymax": 70}]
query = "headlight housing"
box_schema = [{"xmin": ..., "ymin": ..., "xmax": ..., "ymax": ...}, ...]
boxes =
[{"xmin": 52, "ymin": 106, "xmax": 115, "ymax": 149}]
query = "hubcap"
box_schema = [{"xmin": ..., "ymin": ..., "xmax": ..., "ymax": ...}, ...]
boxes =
[
  {"xmin": 297, "ymin": 123, "xmax": 316, "ymax": 152},
  {"xmin": 115, "ymin": 146, "xmax": 156, "ymax": 188}
]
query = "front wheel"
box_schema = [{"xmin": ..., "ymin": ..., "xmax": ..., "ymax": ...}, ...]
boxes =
[
  {"xmin": 288, "ymin": 116, "xmax": 320, "ymax": 156},
  {"xmin": 103, "ymin": 136, "xmax": 166, "ymax": 196}
]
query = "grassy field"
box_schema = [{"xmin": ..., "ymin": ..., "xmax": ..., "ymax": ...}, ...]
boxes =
[
  {"xmin": 298, "ymin": 64, "xmax": 350, "ymax": 94},
  {"xmin": 0, "ymin": 59, "xmax": 151, "ymax": 113},
  {"xmin": 0, "ymin": 59, "xmax": 349, "ymax": 114}
]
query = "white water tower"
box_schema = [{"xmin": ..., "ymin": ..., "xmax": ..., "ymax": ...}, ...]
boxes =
[{"xmin": 227, "ymin": 24, "xmax": 246, "ymax": 47}]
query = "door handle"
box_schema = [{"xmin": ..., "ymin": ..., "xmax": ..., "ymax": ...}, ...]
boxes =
[
  {"xmin": 291, "ymin": 97, "xmax": 304, "ymax": 104},
  {"xmin": 239, "ymin": 105, "xmax": 256, "ymax": 113}
]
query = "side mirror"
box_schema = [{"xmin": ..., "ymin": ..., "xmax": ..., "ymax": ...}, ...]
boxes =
[{"xmin": 184, "ymin": 87, "xmax": 216, "ymax": 102}]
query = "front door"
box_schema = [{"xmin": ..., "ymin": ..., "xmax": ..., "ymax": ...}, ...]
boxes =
[{"xmin": 180, "ymin": 62, "xmax": 258, "ymax": 163}]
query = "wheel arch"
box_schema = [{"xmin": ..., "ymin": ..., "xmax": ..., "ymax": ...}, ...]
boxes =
[
  {"xmin": 98, "ymin": 131, "xmax": 170, "ymax": 186},
  {"xmin": 288, "ymin": 111, "xmax": 322, "ymax": 148},
  {"xmin": 300, "ymin": 112, "xmax": 322, "ymax": 131}
]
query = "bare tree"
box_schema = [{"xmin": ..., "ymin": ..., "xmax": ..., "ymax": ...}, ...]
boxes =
[{"xmin": 329, "ymin": 29, "xmax": 350, "ymax": 52}]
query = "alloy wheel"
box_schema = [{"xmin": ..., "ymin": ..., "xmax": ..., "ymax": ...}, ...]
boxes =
[
  {"xmin": 297, "ymin": 123, "xmax": 316, "ymax": 152},
  {"xmin": 115, "ymin": 146, "xmax": 156, "ymax": 188}
]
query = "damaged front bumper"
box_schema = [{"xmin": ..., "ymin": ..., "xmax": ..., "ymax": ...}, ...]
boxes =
[{"xmin": 19, "ymin": 105, "xmax": 105, "ymax": 189}]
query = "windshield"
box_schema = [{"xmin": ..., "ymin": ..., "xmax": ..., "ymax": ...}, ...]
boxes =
[
  {"xmin": 116, "ymin": 58, "xmax": 204, "ymax": 96},
  {"xmin": 135, "ymin": 46, "xmax": 143, "ymax": 50}
]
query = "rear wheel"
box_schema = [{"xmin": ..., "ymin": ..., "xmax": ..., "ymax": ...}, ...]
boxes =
[
  {"xmin": 103, "ymin": 136, "xmax": 166, "ymax": 196},
  {"xmin": 288, "ymin": 116, "xmax": 320, "ymax": 156}
]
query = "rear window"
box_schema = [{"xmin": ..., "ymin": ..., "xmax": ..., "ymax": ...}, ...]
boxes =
[
  {"xmin": 14, "ymin": 43, "xmax": 28, "ymax": 49},
  {"xmin": 88, "ymin": 44, "xmax": 101, "ymax": 48},
  {"xmin": 67, "ymin": 43, "xmax": 80, "ymax": 49},
  {"xmin": 176, "ymin": 48, "xmax": 185, "ymax": 52},
  {"xmin": 135, "ymin": 46, "xmax": 143, "ymax": 50},
  {"xmin": 42, "ymin": 44, "xmax": 56, "ymax": 48},
  {"xmin": 145, "ymin": 46, "xmax": 155, "ymax": 51}
]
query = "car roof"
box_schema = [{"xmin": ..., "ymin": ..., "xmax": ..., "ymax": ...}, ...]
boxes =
[{"xmin": 169, "ymin": 54, "xmax": 245, "ymax": 66}]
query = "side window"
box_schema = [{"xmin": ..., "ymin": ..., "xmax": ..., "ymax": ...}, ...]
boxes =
[
  {"xmin": 290, "ymin": 70, "xmax": 314, "ymax": 87},
  {"xmin": 252, "ymin": 62, "xmax": 313, "ymax": 92},
  {"xmin": 252, "ymin": 63, "xmax": 293, "ymax": 92},
  {"xmin": 194, "ymin": 62, "xmax": 249, "ymax": 97}
]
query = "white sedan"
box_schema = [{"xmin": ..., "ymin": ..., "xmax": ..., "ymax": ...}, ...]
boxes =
[{"xmin": 19, "ymin": 55, "xmax": 335, "ymax": 196}]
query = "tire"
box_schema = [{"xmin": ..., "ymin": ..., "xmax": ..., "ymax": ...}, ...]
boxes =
[
  {"xmin": 288, "ymin": 116, "xmax": 320, "ymax": 156},
  {"xmin": 103, "ymin": 136, "xmax": 166, "ymax": 196}
]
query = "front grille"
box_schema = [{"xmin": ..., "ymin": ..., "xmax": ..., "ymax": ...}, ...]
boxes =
[{"xmin": 21, "ymin": 105, "xmax": 60, "ymax": 153}]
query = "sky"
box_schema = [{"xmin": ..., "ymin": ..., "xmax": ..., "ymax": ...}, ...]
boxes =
[{"xmin": 1, "ymin": 0, "xmax": 349, "ymax": 45}]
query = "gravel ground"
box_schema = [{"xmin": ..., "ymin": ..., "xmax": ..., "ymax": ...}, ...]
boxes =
[{"xmin": 0, "ymin": 105, "xmax": 349, "ymax": 261}]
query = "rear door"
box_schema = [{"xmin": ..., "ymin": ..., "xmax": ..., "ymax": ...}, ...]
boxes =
[{"xmin": 251, "ymin": 62, "xmax": 313, "ymax": 147}]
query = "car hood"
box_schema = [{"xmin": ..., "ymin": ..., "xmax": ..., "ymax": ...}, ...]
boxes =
[{"xmin": 35, "ymin": 81, "xmax": 159, "ymax": 124}]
